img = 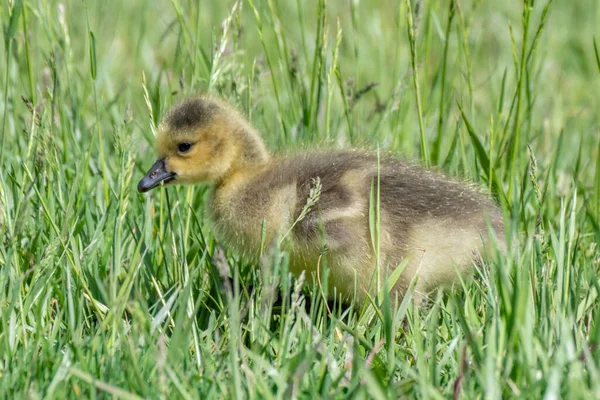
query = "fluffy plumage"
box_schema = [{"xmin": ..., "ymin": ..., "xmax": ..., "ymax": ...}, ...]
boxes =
[{"xmin": 139, "ymin": 96, "xmax": 505, "ymax": 304}]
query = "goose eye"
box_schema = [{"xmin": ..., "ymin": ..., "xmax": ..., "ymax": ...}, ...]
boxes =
[{"xmin": 178, "ymin": 142, "xmax": 192, "ymax": 153}]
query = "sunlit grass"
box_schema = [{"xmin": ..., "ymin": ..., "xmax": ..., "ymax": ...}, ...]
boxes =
[{"xmin": 1, "ymin": 0, "xmax": 600, "ymax": 398}]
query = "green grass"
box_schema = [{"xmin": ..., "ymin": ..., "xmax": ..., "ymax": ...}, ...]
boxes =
[{"xmin": 1, "ymin": 0, "xmax": 600, "ymax": 398}]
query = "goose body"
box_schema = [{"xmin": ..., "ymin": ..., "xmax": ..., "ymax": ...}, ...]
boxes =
[{"xmin": 139, "ymin": 97, "xmax": 504, "ymax": 303}]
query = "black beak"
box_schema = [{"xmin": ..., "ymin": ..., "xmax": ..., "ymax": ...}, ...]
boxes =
[{"xmin": 138, "ymin": 158, "xmax": 176, "ymax": 193}]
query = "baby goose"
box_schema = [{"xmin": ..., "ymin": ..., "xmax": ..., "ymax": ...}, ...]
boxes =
[{"xmin": 138, "ymin": 96, "xmax": 504, "ymax": 304}]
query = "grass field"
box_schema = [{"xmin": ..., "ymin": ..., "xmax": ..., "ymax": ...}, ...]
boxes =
[{"xmin": 2, "ymin": 0, "xmax": 600, "ymax": 398}]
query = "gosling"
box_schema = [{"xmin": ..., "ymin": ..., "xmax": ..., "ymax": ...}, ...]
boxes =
[{"xmin": 138, "ymin": 96, "xmax": 504, "ymax": 304}]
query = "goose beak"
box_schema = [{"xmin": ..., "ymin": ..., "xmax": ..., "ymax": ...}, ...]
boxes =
[{"xmin": 138, "ymin": 158, "xmax": 176, "ymax": 193}]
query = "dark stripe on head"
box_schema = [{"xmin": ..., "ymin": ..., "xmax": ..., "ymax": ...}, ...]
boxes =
[{"xmin": 165, "ymin": 98, "xmax": 218, "ymax": 131}]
